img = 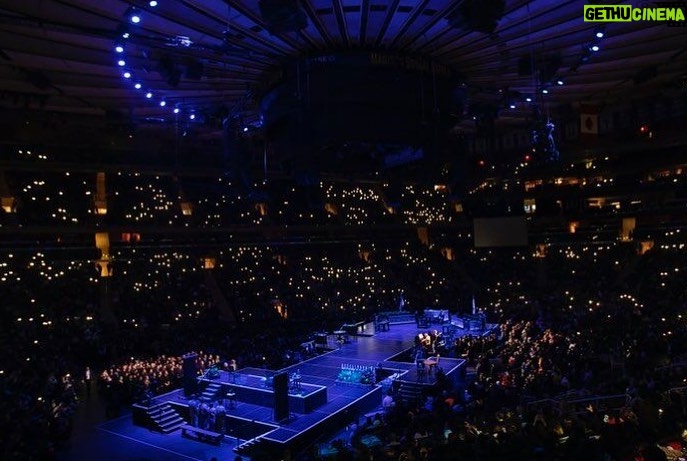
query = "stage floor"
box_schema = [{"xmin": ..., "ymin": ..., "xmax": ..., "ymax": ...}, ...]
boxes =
[{"xmin": 57, "ymin": 320, "xmax": 487, "ymax": 461}]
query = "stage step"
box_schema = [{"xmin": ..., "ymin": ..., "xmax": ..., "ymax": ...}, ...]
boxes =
[
  {"xmin": 146, "ymin": 403, "xmax": 185, "ymax": 433},
  {"xmin": 199, "ymin": 382, "xmax": 223, "ymax": 402},
  {"xmin": 233, "ymin": 436, "xmax": 265, "ymax": 456},
  {"xmin": 397, "ymin": 383, "xmax": 423, "ymax": 406}
]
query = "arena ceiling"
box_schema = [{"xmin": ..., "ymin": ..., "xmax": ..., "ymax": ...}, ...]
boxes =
[{"xmin": 0, "ymin": 0, "xmax": 685, "ymax": 150}]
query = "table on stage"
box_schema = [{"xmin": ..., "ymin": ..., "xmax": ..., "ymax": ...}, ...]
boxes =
[{"xmin": 333, "ymin": 330, "xmax": 349, "ymax": 344}]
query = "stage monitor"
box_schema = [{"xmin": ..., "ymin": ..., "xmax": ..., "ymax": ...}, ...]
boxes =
[
  {"xmin": 473, "ymin": 216, "xmax": 528, "ymax": 248},
  {"xmin": 273, "ymin": 372, "xmax": 289, "ymax": 423}
]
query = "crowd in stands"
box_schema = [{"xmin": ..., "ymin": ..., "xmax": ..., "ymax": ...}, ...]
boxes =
[
  {"xmin": 3, "ymin": 159, "xmax": 687, "ymax": 460},
  {"xmin": 1, "ymin": 169, "xmax": 455, "ymax": 229},
  {"xmin": 320, "ymin": 232, "xmax": 687, "ymax": 461},
  {"xmin": 2, "ymin": 228, "xmax": 687, "ymax": 459}
]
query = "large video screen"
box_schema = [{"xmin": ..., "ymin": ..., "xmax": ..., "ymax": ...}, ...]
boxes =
[{"xmin": 473, "ymin": 216, "xmax": 528, "ymax": 248}]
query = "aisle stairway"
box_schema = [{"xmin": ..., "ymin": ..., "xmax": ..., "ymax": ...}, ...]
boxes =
[
  {"xmin": 146, "ymin": 402, "xmax": 185, "ymax": 433},
  {"xmin": 204, "ymin": 271, "xmax": 237, "ymax": 323}
]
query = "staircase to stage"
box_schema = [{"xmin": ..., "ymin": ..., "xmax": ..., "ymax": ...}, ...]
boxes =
[{"xmin": 146, "ymin": 402, "xmax": 185, "ymax": 433}]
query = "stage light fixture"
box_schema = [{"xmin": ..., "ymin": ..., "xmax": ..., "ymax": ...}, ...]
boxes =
[
  {"xmin": 115, "ymin": 45, "xmax": 124, "ymax": 53},
  {"xmin": 542, "ymin": 89, "xmax": 548, "ymax": 94},
  {"xmin": 134, "ymin": 83, "xmax": 142, "ymax": 89},
  {"xmin": 525, "ymin": 97, "xmax": 532, "ymax": 102},
  {"xmin": 595, "ymin": 26, "xmax": 605, "ymax": 38},
  {"xmin": 123, "ymin": 71, "xmax": 131, "ymax": 79},
  {"xmin": 173, "ymin": 107, "xmax": 180, "ymax": 114},
  {"xmin": 159, "ymin": 100, "xmax": 166, "ymax": 107},
  {"xmin": 557, "ymin": 80, "xmax": 564, "ymax": 85},
  {"xmin": 591, "ymin": 45, "xmax": 599, "ymax": 52},
  {"xmin": 129, "ymin": 10, "xmax": 141, "ymax": 24},
  {"xmin": 145, "ymin": 92, "xmax": 153, "ymax": 99},
  {"xmin": 117, "ymin": 60, "xmax": 126, "ymax": 66},
  {"xmin": 189, "ymin": 113, "xmax": 195, "ymax": 120},
  {"xmin": 149, "ymin": 0, "xmax": 158, "ymax": 6},
  {"xmin": 509, "ymin": 104, "xmax": 516, "ymax": 109}
]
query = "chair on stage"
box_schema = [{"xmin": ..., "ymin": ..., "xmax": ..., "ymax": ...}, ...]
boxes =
[
  {"xmin": 374, "ymin": 315, "xmax": 390, "ymax": 332},
  {"xmin": 416, "ymin": 360, "xmax": 427, "ymax": 382},
  {"xmin": 225, "ymin": 391, "xmax": 237, "ymax": 409},
  {"xmin": 424, "ymin": 355, "xmax": 439, "ymax": 376}
]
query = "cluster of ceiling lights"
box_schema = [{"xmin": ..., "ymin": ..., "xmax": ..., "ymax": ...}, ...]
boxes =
[
  {"xmin": 113, "ymin": 2, "xmax": 199, "ymax": 121},
  {"xmin": 570, "ymin": 26, "xmax": 605, "ymax": 72},
  {"xmin": 508, "ymin": 26, "xmax": 606, "ymax": 111}
]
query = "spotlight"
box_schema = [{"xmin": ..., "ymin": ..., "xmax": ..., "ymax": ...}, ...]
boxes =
[
  {"xmin": 596, "ymin": 31, "xmax": 604, "ymax": 38},
  {"xmin": 129, "ymin": 11, "xmax": 141, "ymax": 24},
  {"xmin": 149, "ymin": 0, "xmax": 158, "ymax": 6},
  {"xmin": 173, "ymin": 108, "xmax": 180, "ymax": 114},
  {"xmin": 145, "ymin": 92, "xmax": 153, "ymax": 99},
  {"xmin": 591, "ymin": 45, "xmax": 599, "ymax": 52},
  {"xmin": 189, "ymin": 113, "xmax": 196, "ymax": 120},
  {"xmin": 122, "ymin": 32, "xmax": 130, "ymax": 39},
  {"xmin": 557, "ymin": 80, "xmax": 564, "ymax": 85},
  {"xmin": 243, "ymin": 127, "xmax": 249, "ymax": 132},
  {"xmin": 159, "ymin": 100, "xmax": 166, "ymax": 107},
  {"xmin": 117, "ymin": 60, "xmax": 126, "ymax": 66},
  {"xmin": 509, "ymin": 104, "xmax": 516, "ymax": 109},
  {"xmin": 542, "ymin": 89, "xmax": 548, "ymax": 94},
  {"xmin": 525, "ymin": 97, "xmax": 532, "ymax": 102},
  {"xmin": 123, "ymin": 71, "xmax": 131, "ymax": 79},
  {"xmin": 134, "ymin": 83, "xmax": 142, "ymax": 89},
  {"xmin": 115, "ymin": 45, "xmax": 124, "ymax": 53}
]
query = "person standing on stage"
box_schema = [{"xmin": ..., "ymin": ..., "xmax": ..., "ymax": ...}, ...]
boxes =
[
  {"xmin": 199, "ymin": 401, "xmax": 209, "ymax": 429},
  {"xmin": 189, "ymin": 398, "xmax": 198, "ymax": 427},
  {"xmin": 84, "ymin": 366, "xmax": 92, "ymax": 396},
  {"xmin": 208, "ymin": 403, "xmax": 216, "ymax": 432},
  {"xmin": 215, "ymin": 401, "xmax": 225, "ymax": 434}
]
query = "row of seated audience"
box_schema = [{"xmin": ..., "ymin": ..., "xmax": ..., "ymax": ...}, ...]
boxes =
[{"xmin": 2, "ymin": 229, "xmax": 687, "ymax": 460}]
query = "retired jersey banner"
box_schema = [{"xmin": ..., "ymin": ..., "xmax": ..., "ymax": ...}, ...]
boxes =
[{"xmin": 580, "ymin": 104, "xmax": 599, "ymax": 135}]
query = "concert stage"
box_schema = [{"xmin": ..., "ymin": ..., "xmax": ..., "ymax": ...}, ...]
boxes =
[{"xmin": 67, "ymin": 321, "xmax": 492, "ymax": 461}]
